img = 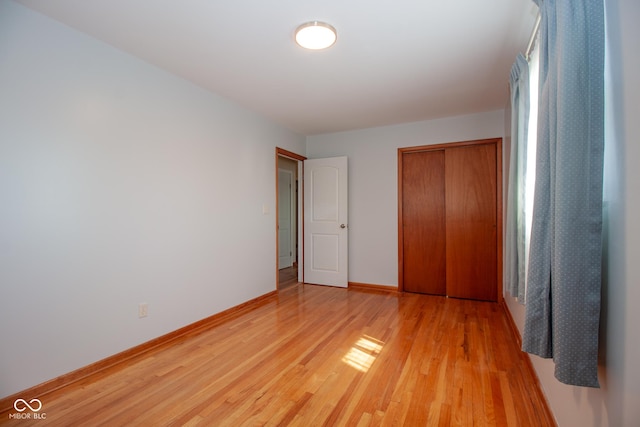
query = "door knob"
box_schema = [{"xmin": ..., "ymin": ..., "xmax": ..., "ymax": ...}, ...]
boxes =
[{"xmin": 340, "ymin": 224, "xmax": 347, "ymax": 229}]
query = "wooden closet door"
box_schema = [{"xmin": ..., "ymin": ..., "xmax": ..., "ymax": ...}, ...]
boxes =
[
  {"xmin": 445, "ymin": 143, "xmax": 497, "ymax": 301},
  {"xmin": 401, "ymin": 150, "xmax": 446, "ymax": 295}
]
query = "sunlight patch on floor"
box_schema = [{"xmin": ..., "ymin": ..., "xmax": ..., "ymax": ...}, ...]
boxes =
[{"xmin": 342, "ymin": 336, "xmax": 384, "ymax": 372}]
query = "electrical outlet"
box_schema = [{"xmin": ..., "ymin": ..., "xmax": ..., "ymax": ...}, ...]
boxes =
[{"xmin": 138, "ymin": 303, "xmax": 148, "ymax": 318}]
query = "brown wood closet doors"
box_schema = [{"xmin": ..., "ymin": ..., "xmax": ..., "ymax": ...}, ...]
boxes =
[{"xmin": 398, "ymin": 139, "xmax": 502, "ymax": 302}]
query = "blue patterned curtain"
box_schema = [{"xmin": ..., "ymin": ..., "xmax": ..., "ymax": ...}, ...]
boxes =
[
  {"xmin": 505, "ymin": 54, "xmax": 530, "ymax": 303},
  {"xmin": 522, "ymin": 0, "xmax": 605, "ymax": 387}
]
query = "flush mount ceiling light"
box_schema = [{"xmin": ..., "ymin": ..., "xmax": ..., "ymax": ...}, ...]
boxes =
[{"xmin": 295, "ymin": 21, "xmax": 337, "ymax": 50}]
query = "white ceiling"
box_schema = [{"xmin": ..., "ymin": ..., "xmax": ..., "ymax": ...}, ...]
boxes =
[{"xmin": 17, "ymin": 0, "xmax": 538, "ymax": 135}]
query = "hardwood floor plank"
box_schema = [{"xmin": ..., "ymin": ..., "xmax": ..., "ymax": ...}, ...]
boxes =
[{"xmin": 0, "ymin": 285, "xmax": 555, "ymax": 426}]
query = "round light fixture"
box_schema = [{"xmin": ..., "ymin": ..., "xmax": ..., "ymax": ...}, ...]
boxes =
[{"xmin": 295, "ymin": 21, "xmax": 337, "ymax": 50}]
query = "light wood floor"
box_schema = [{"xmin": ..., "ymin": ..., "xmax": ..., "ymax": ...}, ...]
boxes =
[
  {"xmin": 0, "ymin": 285, "xmax": 553, "ymax": 426},
  {"xmin": 278, "ymin": 266, "xmax": 298, "ymax": 290}
]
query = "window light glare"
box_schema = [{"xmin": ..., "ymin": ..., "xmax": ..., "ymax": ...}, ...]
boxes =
[
  {"xmin": 295, "ymin": 21, "xmax": 337, "ymax": 50},
  {"xmin": 342, "ymin": 336, "xmax": 384, "ymax": 373}
]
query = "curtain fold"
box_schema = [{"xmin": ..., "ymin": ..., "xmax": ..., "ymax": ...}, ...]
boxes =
[
  {"xmin": 522, "ymin": 0, "xmax": 605, "ymax": 387},
  {"xmin": 505, "ymin": 54, "xmax": 530, "ymax": 303}
]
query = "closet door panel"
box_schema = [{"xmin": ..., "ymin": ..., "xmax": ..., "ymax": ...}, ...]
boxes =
[
  {"xmin": 445, "ymin": 144, "xmax": 497, "ymax": 301},
  {"xmin": 402, "ymin": 150, "xmax": 446, "ymax": 295}
]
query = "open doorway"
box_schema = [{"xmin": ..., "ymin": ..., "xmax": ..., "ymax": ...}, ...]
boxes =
[{"xmin": 276, "ymin": 148, "xmax": 306, "ymax": 290}]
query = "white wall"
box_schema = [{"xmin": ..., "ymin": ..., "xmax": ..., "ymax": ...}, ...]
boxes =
[
  {"xmin": 0, "ymin": 1, "xmax": 305, "ymax": 398},
  {"xmin": 306, "ymin": 111, "xmax": 504, "ymax": 287},
  {"xmin": 503, "ymin": 0, "xmax": 640, "ymax": 425}
]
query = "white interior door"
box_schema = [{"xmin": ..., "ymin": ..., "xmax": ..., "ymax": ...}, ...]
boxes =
[
  {"xmin": 278, "ymin": 169, "xmax": 293, "ymax": 269},
  {"xmin": 304, "ymin": 156, "xmax": 348, "ymax": 287}
]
